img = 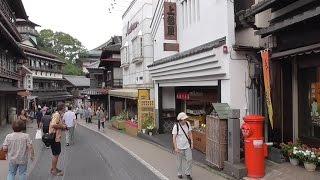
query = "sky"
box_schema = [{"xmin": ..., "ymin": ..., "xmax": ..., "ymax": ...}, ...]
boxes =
[{"xmin": 22, "ymin": 0, "xmax": 130, "ymax": 50}]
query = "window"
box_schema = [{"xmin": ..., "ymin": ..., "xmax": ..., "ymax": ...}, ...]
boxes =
[
  {"xmin": 132, "ymin": 36, "xmax": 142, "ymax": 60},
  {"xmin": 181, "ymin": 0, "xmax": 200, "ymax": 28},
  {"xmin": 299, "ymin": 66, "xmax": 320, "ymax": 141},
  {"xmin": 121, "ymin": 47, "xmax": 128, "ymax": 65}
]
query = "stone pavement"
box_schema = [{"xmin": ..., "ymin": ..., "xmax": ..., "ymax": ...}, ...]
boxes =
[
  {"xmin": 79, "ymin": 120, "xmax": 229, "ymax": 180},
  {"xmin": 0, "ymin": 122, "xmax": 41, "ymax": 180}
]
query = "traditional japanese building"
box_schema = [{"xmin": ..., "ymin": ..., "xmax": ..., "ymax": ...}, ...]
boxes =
[
  {"xmin": 240, "ymin": 0, "xmax": 320, "ymax": 146},
  {"xmin": 0, "ymin": 0, "xmax": 28, "ymax": 126},
  {"xmin": 81, "ymin": 36, "xmax": 122, "ymax": 112},
  {"xmin": 15, "ymin": 18, "xmax": 72, "ymax": 109}
]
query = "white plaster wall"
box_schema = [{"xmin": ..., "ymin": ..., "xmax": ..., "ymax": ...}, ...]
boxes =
[
  {"xmin": 178, "ymin": 0, "xmax": 229, "ymax": 51},
  {"xmin": 113, "ymin": 67, "xmax": 122, "ymax": 79},
  {"xmin": 122, "ymin": 0, "xmax": 154, "ymax": 89}
]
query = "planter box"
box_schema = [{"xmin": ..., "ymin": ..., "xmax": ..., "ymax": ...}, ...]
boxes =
[
  {"xmin": 112, "ymin": 120, "xmax": 126, "ymax": 130},
  {"xmin": 267, "ymin": 147, "xmax": 285, "ymax": 163},
  {"xmin": 125, "ymin": 121, "xmax": 138, "ymax": 136},
  {"xmin": 192, "ymin": 130, "xmax": 206, "ymax": 154}
]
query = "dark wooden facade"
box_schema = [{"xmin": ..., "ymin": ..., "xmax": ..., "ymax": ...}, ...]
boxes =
[
  {"xmin": 241, "ymin": 0, "xmax": 320, "ymax": 146},
  {"xmin": 0, "ymin": 0, "xmax": 27, "ymax": 126}
]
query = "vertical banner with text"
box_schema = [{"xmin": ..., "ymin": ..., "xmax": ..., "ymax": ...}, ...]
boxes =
[{"xmin": 261, "ymin": 50, "xmax": 274, "ymax": 129}]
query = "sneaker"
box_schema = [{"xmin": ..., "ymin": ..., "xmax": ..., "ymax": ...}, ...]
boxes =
[
  {"xmin": 178, "ymin": 175, "xmax": 183, "ymax": 179},
  {"xmin": 46, "ymin": 146, "xmax": 50, "ymax": 149},
  {"xmin": 186, "ymin": 175, "xmax": 192, "ymax": 180},
  {"xmin": 66, "ymin": 143, "xmax": 70, "ymax": 146}
]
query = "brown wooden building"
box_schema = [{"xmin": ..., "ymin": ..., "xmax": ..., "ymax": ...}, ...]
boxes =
[
  {"xmin": 0, "ymin": 0, "xmax": 28, "ymax": 126},
  {"xmin": 240, "ymin": 0, "xmax": 320, "ymax": 147}
]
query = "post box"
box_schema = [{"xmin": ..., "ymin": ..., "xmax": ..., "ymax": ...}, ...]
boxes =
[{"xmin": 241, "ymin": 115, "xmax": 268, "ymax": 178}]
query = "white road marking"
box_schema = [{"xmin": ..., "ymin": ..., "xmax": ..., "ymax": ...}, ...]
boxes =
[{"xmin": 79, "ymin": 123, "xmax": 169, "ymax": 180}]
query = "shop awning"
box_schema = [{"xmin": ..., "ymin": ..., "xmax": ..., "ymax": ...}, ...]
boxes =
[
  {"xmin": 32, "ymin": 91, "xmax": 73, "ymax": 101},
  {"xmin": 109, "ymin": 89, "xmax": 138, "ymax": 99},
  {"xmin": 256, "ymin": 6, "xmax": 320, "ymax": 37},
  {"xmin": 272, "ymin": 42, "xmax": 320, "ymax": 59}
]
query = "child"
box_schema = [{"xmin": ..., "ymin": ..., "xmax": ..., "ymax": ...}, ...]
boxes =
[{"xmin": 2, "ymin": 120, "xmax": 35, "ymax": 180}]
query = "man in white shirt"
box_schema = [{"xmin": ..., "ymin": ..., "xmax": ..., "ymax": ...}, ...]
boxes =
[
  {"xmin": 63, "ymin": 106, "xmax": 76, "ymax": 146},
  {"xmin": 172, "ymin": 112, "xmax": 193, "ymax": 180}
]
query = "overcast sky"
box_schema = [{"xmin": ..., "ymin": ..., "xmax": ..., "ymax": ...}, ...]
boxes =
[{"xmin": 22, "ymin": 0, "xmax": 130, "ymax": 50}]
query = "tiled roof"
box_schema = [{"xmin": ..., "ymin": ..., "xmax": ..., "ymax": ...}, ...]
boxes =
[
  {"xmin": 81, "ymin": 88, "xmax": 108, "ymax": 96},
  {"xmin": 64, "ymin": 75, "xmax": 90, "ymax": 87},
  {"xmin": 148, "ymin": 37, "xmax": 226, "ymax": 68},
  {"xmin": 86, "ymin": 60, "xmax": 104, "ymax": 70}
]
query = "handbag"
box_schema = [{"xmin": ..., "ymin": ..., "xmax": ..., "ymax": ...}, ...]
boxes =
[
  {"xmin": 42, "ymin": 132, "xmax": 56, "ymax": 145},
  {"xmin": 0, "ymin": 148, "xmax": 6, "ymax": 160},
  {"xmin": 35, "ymin": 129, "xmax": 42, "ymax": 139}
]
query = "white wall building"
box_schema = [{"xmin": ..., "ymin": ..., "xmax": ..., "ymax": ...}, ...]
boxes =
[
  {"xmin": 121, "ymin": 0, "xmax": 154, "ymax": 93},
  {"xmin": 149, "ymin": 0, "xmax": 258, "ymax": 133}
]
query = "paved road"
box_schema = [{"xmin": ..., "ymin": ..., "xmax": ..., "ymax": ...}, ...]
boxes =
[{"xmin": 28, "ymin": 125, "xmax": 160, "ymax": 180}]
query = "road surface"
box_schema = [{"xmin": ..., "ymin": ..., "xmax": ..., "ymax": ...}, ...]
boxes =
[{"xmin": 28, "ymin": 125, "xmax": 160, "ymax": 180}]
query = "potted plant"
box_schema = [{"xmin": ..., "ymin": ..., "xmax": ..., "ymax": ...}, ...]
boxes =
[
  {"xmin": 302, "ymin": 150, "xmax": 318, "ymax": 172},
  {"xmin": 281, "ymin": 142, "xmax": 300, "ymax": 165}
]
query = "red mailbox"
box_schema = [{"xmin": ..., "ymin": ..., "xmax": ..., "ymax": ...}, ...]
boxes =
[{"xmin": 241, "ymin": 115, "xmax": 268, "ymax": 178}]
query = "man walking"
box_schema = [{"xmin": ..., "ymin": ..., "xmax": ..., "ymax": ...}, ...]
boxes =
[
  {"xmin": 49, "ymin": 102, "xmax": 67, "ymax": 176},
  {"xmin": 63, "ymin": 106, "xmax": 76, "ymax": 146},
  {"xmin": 172, "ymin": 112, "xmax": 193, "ymax": 180}
]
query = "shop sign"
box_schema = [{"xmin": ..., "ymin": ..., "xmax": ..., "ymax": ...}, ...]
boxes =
[
  {"xmin": 261, "ymin": 50, "xmax": 274, "ymax": 129},
  {"xmin": 138, "ymin": 89, "xmax": 150, "ymax": 100},
  {"xmin": 164, "ymin": 2, "xmax": 177, "ymax": 40},
  {"xmin": 177, "ymin": 92, "xmax": 190, "ymax": 100},
  {"xmin": 126, "ymin": 21, "xmax": 139, "ymax": 36}
]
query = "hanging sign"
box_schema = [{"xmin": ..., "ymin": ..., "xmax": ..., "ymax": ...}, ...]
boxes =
[
  {"xmin": 177, "ymin": 92, "xmax": 190, "ymax": 101},
  {"xmin": 261, "ymin": 50, "xmax": 274, "ymax": 129}
]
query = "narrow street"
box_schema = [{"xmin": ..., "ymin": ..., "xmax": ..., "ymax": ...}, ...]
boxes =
[{"xmin": 28, "ymin": 125, "xmax": 160, "ymax": 180}]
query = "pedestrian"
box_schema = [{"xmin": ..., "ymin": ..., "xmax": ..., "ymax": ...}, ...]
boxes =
[
  {"xmin": 35, "ymin": 108, "xmax": 43, "ymax": 129},
  {"xmin": 172, "ymin": 112, "xmax": 193, "ymax": 180},
  {"xmin": 49, "ymin": 102, "xmax": 67, "ymax": 176},
  {"xmin": 29, "ymin": 109, "xmax": 35, "ymax": 123},
  {"xmin": 17, "ymin": 110, "xmax": 28, "ymax": 133},
  {"xmin": 75, "ymin": 107, "xmax": 79, "ymax": 120},
  {"xmin": 63, "ymin": 106, "xmax": 76, "ymax": 146},
  {"xmin": 96, "ymin": 107, "xmax": 106, "ymax": 132},
  {"xmin": 84, "ymin": 107, "xmax": 90, "ymax": 123},
  {"xmin": 88, "ymin": 106, "xmax": 93, "ymax": 123},
  {"xmin": 40, "ymin": 111, "xmax": 52, "ymax": 148},
  {"xmin": 1, "ymin": 119, "xmax": 35, "ymax": 180},
  {"xmin": 79, "ymin": 105, "xmax": 84, "ymax": 119}
]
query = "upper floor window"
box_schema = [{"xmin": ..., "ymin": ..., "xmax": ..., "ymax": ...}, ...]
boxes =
[
  {"xmin": 181, "ymin": 0, "xmax": 200, "ymax": 28},
  {"xmin": 121, "ymin": 44, "xmax": 129, "ymax": 65},
  {"xmin": 132, "ymin": 36, "xmax": 143, "ymax": 60}
]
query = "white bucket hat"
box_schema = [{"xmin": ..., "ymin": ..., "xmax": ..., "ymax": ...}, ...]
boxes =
[{"xmin": 177, "ymin": 112, "xmax": 189, "ymax": 121}]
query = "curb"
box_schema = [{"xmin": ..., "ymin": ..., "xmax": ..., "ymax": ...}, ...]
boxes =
[{"xmin": 78, "ymin": 122, "xmax": 170, "ymax": 180}]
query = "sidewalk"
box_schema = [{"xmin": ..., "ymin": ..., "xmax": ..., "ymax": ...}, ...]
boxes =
[
  {"xmin": 79, "ymin": 120, "xmax": 230, "ymax": 180},
  {"xmin": 0, "ymin": 122, "xmax": 40, "ymax": 180}
]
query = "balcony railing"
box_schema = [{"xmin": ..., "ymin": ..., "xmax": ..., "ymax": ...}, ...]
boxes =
[
  {"xmin": 0, "ymin": 66, "xmax": 21, "ymax": 80},
  {"xmin": 106, "ymin": 79, "xmax": 123, "ymax": 88},
  {"xmin": 0, "ymin": 0, "xmax": 15, "ymax": 25}
]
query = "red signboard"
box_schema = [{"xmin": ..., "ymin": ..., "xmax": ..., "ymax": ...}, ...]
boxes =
[{"xmin": 177, "ymin": 92, "xmax": 189, "ymax": 101}]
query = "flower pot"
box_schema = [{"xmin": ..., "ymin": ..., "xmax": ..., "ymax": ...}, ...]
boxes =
[
  {"xmin": 149, "ymin": 132, "xmax": 153, "ymax": 136},
  {"xmin": 142, "ymin": 129, "xmax": 146, "ymax": 134},
  {"xmin": 304, "ymin": 162, "xmax": 317, "ymax": 172},
  {"xmin": 289, "ymin": 158, "xmax": 299, "ymax": 166}
]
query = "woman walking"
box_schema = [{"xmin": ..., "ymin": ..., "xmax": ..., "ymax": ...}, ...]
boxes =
[
  {"xmin": 1, "ymin": 120, "xmax": 35, "ymax": 180},
  {"xmin": 96, "ymin": 107, "xmax": 106, "ymax": 132},
  {"xmin": 40, "ymin": 111, "xmax": 52, "ymax": 148},
  {"xmin": 17, "ymin": 110, "xmax": 28, "ymax": 133}
]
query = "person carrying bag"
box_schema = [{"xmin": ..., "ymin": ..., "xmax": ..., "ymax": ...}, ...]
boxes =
[{"xmin": 172, "ymin": 112, "xmax": 193, "ymax": 180}]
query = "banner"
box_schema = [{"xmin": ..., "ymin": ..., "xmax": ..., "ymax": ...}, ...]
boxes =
[{"xmin": 261, "ymin": 50, "xmax": 274, "ymax": 129}]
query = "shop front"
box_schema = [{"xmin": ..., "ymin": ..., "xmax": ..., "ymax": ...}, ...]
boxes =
[
  {"xmin": 270, "ymin": 53, "xmax": 320, "ymax": 147},
  {"xmin": 159, "ymin": 86, "xmax": 219, "ymax": 153}
]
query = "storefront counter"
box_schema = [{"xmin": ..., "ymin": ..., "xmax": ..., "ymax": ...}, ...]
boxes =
[{"xmin": 192, "ymin": 129, "xmax": 206, "ymax": 154}]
